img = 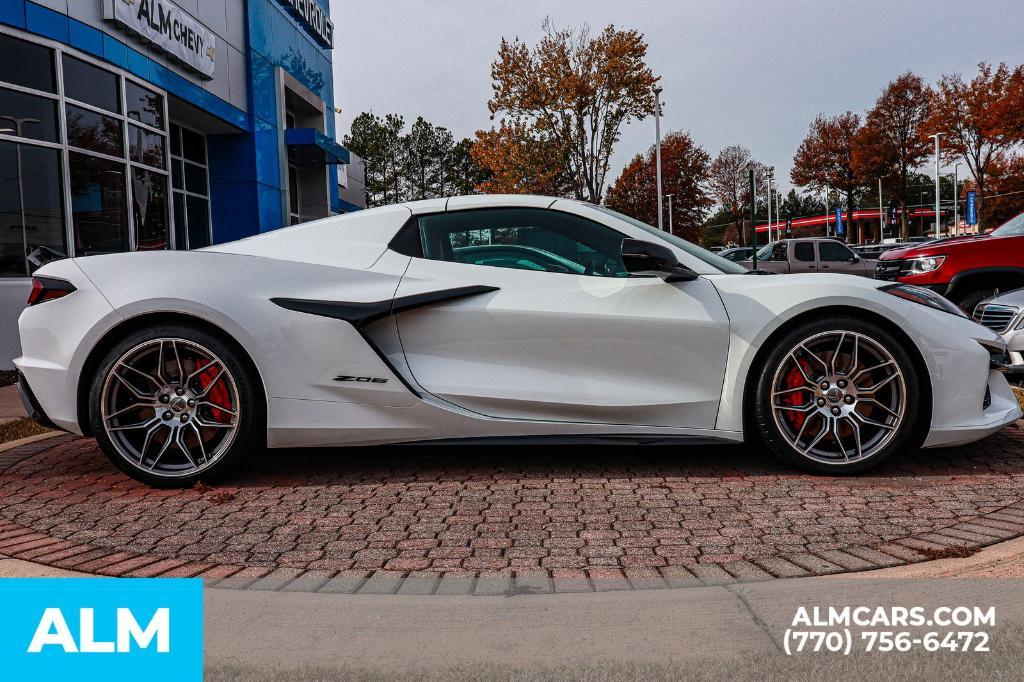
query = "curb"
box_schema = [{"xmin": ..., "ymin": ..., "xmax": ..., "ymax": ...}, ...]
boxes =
[{"xmin": 0, "ymin": 430, "xmax": 61, "ymax": 454}]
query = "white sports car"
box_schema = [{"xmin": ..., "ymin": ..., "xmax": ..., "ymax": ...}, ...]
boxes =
[{"xmin": 15, "ymin": 195, "xmax": 1021, "ymax": 486}]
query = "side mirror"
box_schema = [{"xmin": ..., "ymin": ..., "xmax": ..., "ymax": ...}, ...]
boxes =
[{"xmin": 621, "ymin": 239, "xmax": 698, "ymax": 282}]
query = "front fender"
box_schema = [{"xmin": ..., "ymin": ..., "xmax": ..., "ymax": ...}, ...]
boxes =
[{"xmin": 709, "ymin": 273, "xmax": 916, "ymax": 433}]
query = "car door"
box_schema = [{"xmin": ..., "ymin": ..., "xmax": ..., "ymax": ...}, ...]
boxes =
[
  {"xmin": 790, "ymin": 241, "xmax": 817, "ymax": 273},
  {"xmin": 818, "ymin": 240, "xmax": 861, "ymax": 274},
  {"xmin": 392, "ymin": 206, "xmax": 731, "ymax": 429}
]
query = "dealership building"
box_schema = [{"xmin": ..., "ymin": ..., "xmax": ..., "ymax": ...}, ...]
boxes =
[{"xmin": 0, "ymin": 0, "xmax": 363, "ymax": 367}]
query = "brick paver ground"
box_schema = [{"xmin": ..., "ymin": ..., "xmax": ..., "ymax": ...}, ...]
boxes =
[{"xmin": 2, "ymin": 429, "xmax": 1024, "ymax": 594}]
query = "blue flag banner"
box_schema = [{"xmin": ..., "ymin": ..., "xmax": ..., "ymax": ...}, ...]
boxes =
[
  {"xmin": 966, "ymin": 191, "xmax": 977, "ymax": 225},
  {"xmin": 0, "ymin": 578, "xmax": 202, "ymax": 682},
  {"xmin": 835, "ymin": 208, "xmax": 844, "ymax": 236}
]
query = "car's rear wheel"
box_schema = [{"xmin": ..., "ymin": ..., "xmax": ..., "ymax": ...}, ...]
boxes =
[
  {"xmin": 88, "ymin": 325, "xmax": 262, "ymax": 487},
  {"xmin": 753, "ymin": 317, "xmax": 921, "ymax": 473}
]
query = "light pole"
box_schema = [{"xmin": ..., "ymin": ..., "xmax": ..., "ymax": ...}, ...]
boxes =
[
  {"xmin": 823, "ymin": 187, "xmax": 830, "ymax": 237},
  {"xmin": 666, "ymin": 193, "xmax": 675, "ymax": 235},
  {"xmin": 1, "ymin": 116, "xmax": 40, "ymax": 275},
  {"xmin": 774, "ymin": 184, "xmax": 781, "ymax": 242},
  {"xmin": 953, "ymin": 163, "xmax": 961, "ymax": 236},
  {"xmin": 928, "ymin": 132, "xmax": 944, "ymax": 239},
  {"xmin": 653, "ymin": 86, "xmax": 664, "ymax": 230},
  {"xmin": 878, "ymin": 178, "xmax": 885, "ymax": 242}
]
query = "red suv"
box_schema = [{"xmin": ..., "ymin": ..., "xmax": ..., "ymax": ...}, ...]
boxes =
[{"xmin": 876, "ymin": 212, "xmax": 1024, "ymax": 312}]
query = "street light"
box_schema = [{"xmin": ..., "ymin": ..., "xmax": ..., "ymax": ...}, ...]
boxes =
[
  {"xmin": 666, "ymin": 193, "xmax": 675, "ymax": 235},
  {"xmin": 878, "ymin": 177, "xmax": 885, "ymax": 242},
  {"xmin": 653, "ymin": 86, "xmax": 664, "ymax": 231},
  {"xmin": 928, "ymin": 132, "xmax": 944, "ymax": 239},
  {"xmin": 1, "ymin": 116, "xmax": 41, "ymax": 275},
  {"xmin": 953, "ymin": 163, "xmax": 961, "ymax": 236}
]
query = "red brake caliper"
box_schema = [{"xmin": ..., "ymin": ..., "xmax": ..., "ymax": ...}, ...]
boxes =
[
  {"xmin": 193, "ymin": 358, "xmax": 232, "ymax": 423},
  {"xmin": 782, "ymin": 361, "xmax": 812, "ymax": 431}
]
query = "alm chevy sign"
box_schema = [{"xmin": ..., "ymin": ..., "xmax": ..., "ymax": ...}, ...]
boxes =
[{"xmin": 104, "ymin": 0, "xmax": 216, "ymax": 80}]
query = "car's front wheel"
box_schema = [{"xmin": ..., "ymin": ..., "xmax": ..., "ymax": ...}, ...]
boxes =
[
  {"xmin": 753, "ymin": 317, "xmax": 922, "ymax": 473},
  {"xmin": 88, "ymin": 325, "xmax": 262, "ymax": 487}
]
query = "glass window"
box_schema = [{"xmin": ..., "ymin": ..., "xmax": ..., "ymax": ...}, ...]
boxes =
[
  {"xmin": 66, "ymin": 104, "xmax": 123, "ymax": 157},
  {"xmin": 169, "ymin": 124, "xmax": 182, "ymax": 157},
  {"xmin": 181, "ymin": 127, "xmax": 206, "ymax": 164},
  {"xmin": 0, "ymin": 141, "xmax": 65, "ymax": 276},
  {"xmin": 0, "ymin": 88, "xmax": 60, "ymax": 143},
  {"xmin": 171, "ymin": 159, "xmax": 183, "ymax": 190},
  {"xmin": 125, "ymin": 81, "xmax": 164, "ymax": 130},
  {"xmin": 419, "ymin": 208, "xmax": 629, "ymax": 277},
  {"xmin": 591, "ymin": 205, "xmax": 748, "ymax": 274},
  {"xmin": 184, "ymin": 162, "xmax": 207, "ymax": 194},
  {"xmin": 62, "ymin": 54, "xmax": 120, "ymax": 113},
  {"xmin": 185, "ymin": 195, "xmax": 210, "ymax": 249},
  {"xmin": 794, "ymin": 242, "xmax": 816, "ymax": 262},
  {"xmin": 0, "ymin": 33, "xmax": 56, "ymax": 93},
  {"xmin": 172, "ymin": 192, "xmax": 186, "ymax": 250},
  {"xmin": 131, "ymin": 169, "xmax": 168, "ymax": 251},
  {"xmin": 819, "ymin": 241, "xmax": 856, "ymax": 262},
  {"xmin": 69, "ymin": 152, "xmax": 128, "ymax": 256},
  {"xmin": 128, "ymin": 124, "xmax": 165, "ymax": 168},
  {"xmin": 755, "ymin": 242, "xmax": 788, "ymax": 262}
]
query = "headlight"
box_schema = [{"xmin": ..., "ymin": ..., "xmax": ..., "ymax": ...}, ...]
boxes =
[
  {"xmin": 882, "ymin": 283, "xmax": 966, "ymax": 318},
  {"xmin": 900, "ymin": 255, "xmax": 946, "ymax": 275}
]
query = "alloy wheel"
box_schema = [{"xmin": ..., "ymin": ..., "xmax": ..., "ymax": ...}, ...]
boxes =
[
  {"xmin": 100, "ymin": 338, "xmax": 240, "ymax": 478},
  {"xmin": 769, "ymin": 330, "xmax": 907, "ymax": 464}
]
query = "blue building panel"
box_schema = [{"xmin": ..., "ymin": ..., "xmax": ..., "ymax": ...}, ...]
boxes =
[
  {"xmin": 0, "ymin": 0, "xmax": 26, "ymax": 30},
  {"xmin": 25, "ymin": 2, "xmax": 68, "ymax": 44},
  {"xmin": 69, "ymin": 19, "xmax": 104, "ymax": 58}
]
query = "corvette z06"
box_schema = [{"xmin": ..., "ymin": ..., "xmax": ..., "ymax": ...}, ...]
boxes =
[{"xmin": 15, "ymin": 195, "xmax": 1020, "ymax": 486}]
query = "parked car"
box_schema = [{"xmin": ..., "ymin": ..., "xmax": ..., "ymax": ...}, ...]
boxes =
[
  {"xmin": 876, "ymin": 211, "xmax": 1024, "ymax": 311},
  {"xmin": 16, "ymin": 195, "xmax": 1018, "ymax": 485},
  {"xmin": 853, "ymin": 243, "xmax": 902, "ymax": 260},
  {"xmin": 972, "ymin": 288, "xmax": 1024, "ymax": 375},
  {"xmin": 718, "ymin": 246, "xmax": 754, "ymax": 262},
  {"xmin": 739, "ymin": 238, "xmax": 876, "ymax": 277}
]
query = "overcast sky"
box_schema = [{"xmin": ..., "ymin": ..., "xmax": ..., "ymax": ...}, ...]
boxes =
[{"xmin": 331, "ymin": 0, "xmax": 1023, "ymax": 195}]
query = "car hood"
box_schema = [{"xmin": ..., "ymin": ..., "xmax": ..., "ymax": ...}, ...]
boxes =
[
  {"xmin": 879, "ymin": 234, "xmax": 989, "ymax": 260},
  {"xmin": 980, "ymin": 287, "xmax": 1024, "ymax": 308}
]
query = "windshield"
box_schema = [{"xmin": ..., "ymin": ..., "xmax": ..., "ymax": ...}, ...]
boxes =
[
  {"xmin": 592, "ymin": 206, "xmax": 748, "ymax": 274},
  {"xmin": 991, "ymin": 212, "xmax": 1024, "ymax": 237}
]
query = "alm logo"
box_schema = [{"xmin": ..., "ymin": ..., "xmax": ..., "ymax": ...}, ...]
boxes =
[
  {"xmin": 28, "ymin": 607, "xmax": 170, "ymax": 653},
  {"xmin": 0, "ymin": 579, "xmax": 202, "ymax": 681}
]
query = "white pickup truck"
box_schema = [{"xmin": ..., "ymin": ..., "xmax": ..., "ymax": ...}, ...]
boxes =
[{"xmin": 739, "ymin": 237, "xmax": 877, "ymax": 277}]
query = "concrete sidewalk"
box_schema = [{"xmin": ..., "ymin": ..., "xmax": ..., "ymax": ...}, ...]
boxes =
[
  {"xmin": 0, "ymin": 384, "xmax": 24, "ymax": 425},
  {"xmin": 4, "ymin": 538, "xmax": 1024, "ymax": 675}
]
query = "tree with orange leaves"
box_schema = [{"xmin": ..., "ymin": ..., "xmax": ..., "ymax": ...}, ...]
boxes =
[
  {"xmin": 852, "ymin": 72, "xmax": 932, "ymax": 240},
  {"xmin": 471, "ymin": 121, "xmax": 571, "ymax": 196},
  {"xmin": 926, "ymin": 62, "xmax": 1024, "ymax": 228},
  {"xmin": 605, "ymin": 130, "xmax": 712, "ymax": 242},
  {"xmin": 481, "ymin": 19, "xmax": 658, "ymax": 203},
  {"xmin": 791, "ymin": 112, "xmax": 864, "ymax": 242}
]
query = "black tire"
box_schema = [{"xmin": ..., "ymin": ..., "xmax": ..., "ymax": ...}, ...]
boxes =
[
  {"xmin": 954, "ymin": 288, "xmax": 995, "ymax": 316},
  {"xmin": 88, "ymin": 324, "xmax": 263, "ymax": 487},
  {"xmin": 752, "ymin": 315, "xmax": 922, "ymax": 474}
]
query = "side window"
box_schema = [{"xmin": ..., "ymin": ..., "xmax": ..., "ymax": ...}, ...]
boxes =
[
  {"xmin": 819, "ymin": 241, "xmax": 855, "ymax": 262},
  {"xmin": 793, "ymin": 242, "xmax": 815, "ymax": 262},
  {"xmin": 769, "ymin": 243, "xmax": 788, "ymax": 261},
  {"xmin": 418, "ymin": 208, "xmax": 629, "ymax": 277}
]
